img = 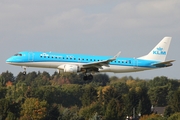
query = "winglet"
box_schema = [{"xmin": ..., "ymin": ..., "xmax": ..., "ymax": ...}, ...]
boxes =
[{"xmin": 110, "ymin": 51, "xmax": 121, "ymax": 61}]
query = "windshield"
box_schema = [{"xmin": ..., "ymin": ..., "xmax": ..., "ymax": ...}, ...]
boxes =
[{"xmin": 14, "ymin": 53, "xmax": 22, "ymax": 56}]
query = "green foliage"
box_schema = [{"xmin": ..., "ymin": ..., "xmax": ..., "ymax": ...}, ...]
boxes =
[
  {"xmin": 167, "ymin": 112, "xmax": 180, "ymax": 120},
  {"xmin": 148, "ymin": 76, "xmax": 169, "ymax": 87},
  {"xmin": 0, "ymin": 87, "xmax": 6, "ymax": 99},
  {"xmin": 0, "ymin": 98, "xmax": 11, "ymax": 120},
  {"xmin": 0, "ymin": 71, "xmax": 180, "ymax": 119},
  {"xmin": 61, "ymin": 84, "xmax": 83, "ymax": 107},
  {"xmin": 92, "ymin": 74, "xmax": 110, "ymax": 86},
  {"xmin": 5, "ymin": 81, "xmax": 27, "ymax": 102},
  {"xmin": 148, "ymin": 84, "xmax": 170, "ymax": 107},
  {"xmin": 137, "ymin": 87, "xmax": 151, "ymax": 115},
  {"xmin": 81, "ymin": 85, "xmax": 97, "ymax": 107},
  {"xmin": 168, "ymin": 90, "xmax": 180, "ymax": 113},
  {"xmin": 124, "ymin": 88, "xmax": 139, "ymax": 115},
  {"xmin": 1, "ymin": 71, "xmax": 14, "ymax": 81},
  {"xmin": 111, "ymin": 82, "xmax": 129, "ymax": 94},
  {"xmin": 164, "ymin": 106, "xmax": 173, "ymax": 117},
  {"xmin": 79, "ymin": 102, "xmax": 102, "ymax": 119},
  {"xmin": 105, "ymin": 98, "xmax": 123, "ymax": 120},
  {"xmin": 0, "ymin": 76, "xmax": 6, "ymax": 87}
]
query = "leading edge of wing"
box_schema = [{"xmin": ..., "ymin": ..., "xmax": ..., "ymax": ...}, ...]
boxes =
[{"xmin": 82, "ymin": 51, "xmax": 121, "ymax": 69}]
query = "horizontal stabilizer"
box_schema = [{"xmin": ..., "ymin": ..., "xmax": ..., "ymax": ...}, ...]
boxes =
[{"xmin": 152, "ymin": 60, "xmax": 175, "ymax": 67}]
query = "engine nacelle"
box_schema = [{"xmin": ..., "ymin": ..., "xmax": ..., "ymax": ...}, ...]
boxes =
[{"xmin": 64, "ymin": 64, "xmax": 79, "ymax": 73}]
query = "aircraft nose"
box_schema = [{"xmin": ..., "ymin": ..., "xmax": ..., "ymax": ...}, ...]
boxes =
[{"xmin": 6, "ymin": 57, "xmax": 13, "ymax": 63}]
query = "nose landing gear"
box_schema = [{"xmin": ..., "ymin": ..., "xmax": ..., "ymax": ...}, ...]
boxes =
[{"xmin": 22, "ymin": 66, "xmax": 27, "ymax": 75}]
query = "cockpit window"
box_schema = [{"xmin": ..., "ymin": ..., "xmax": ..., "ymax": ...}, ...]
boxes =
[{"xmin": 14, "ymin": 53, "xmax": 22, "ymax": 56}]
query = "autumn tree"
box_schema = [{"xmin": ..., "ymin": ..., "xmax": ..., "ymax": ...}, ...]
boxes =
[{"xmin": 20, "ymin": 98, "xmax": 48, "ymax": 120}]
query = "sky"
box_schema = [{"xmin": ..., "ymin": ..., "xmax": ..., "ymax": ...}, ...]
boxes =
[{"xmin": 0, "ymin": 0, "xmax": 180, "ymax": 79}]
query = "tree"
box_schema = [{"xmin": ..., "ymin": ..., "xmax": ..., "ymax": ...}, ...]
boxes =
[
  {"xmin": 148, "ymin": 76, "xmax": 169, "ymax": 88},
  {"xmin": 0, "ymin": 98, "xmax": 11, "ymax": 120},
  {"xmin": 148, "ymin": 86, "xmax": 168, "ymax": 106},
  {"xmin": 164, "ymin": 106, "xmax": 173, "ymax": 118},
  {"xmin": 105, "ymin": 98, "xmax": 124, "ymax": 120},
  {"xmin": 46, "ymin": 104, "xmax": 60, "ymax": 120},
  {"xmin": 81, "ymin": 85, "xmax": 97, "ymax": 107},
  {"xmin": 79, "ymin": 102, "xmax": 102, "ymax": 119},
  {"xmin": 124, "ymin": 88, "xmax": 139, "ymax": 116},
  {"xmin": 0, "ymin": 87, "xmax": 6, "ymax": 99},
  {"xmin": 20, "ymin": 98, "xmax": 48, "ymax": 120},
  {"xmin": 168, "ymin": 112, "xmax": 180, "ymax": 120},
  {"xmin": 0, "ymin": 71, "xmax": 14, "ymax": 85},
  {"xmin": 93, "ymin": 74, "xmax": 110, "ymax": 86},
  {"xmin": 112, "ymin": 82, "xmax": 129, "ymax": 94},
  {"xmin": 168, "ymin": 90, "xmax": 180, "ymax": 113},
  {"xmin": 137, "ymin": 87, "xmax": 151, "ymax": 115}
]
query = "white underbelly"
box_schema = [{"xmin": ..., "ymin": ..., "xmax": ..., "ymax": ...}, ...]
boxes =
[{"xmin": 99, "ymin": 65, "xmax": 152, "ymax": 73}]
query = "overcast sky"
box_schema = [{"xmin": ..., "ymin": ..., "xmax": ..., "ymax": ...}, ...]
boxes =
[{"xmin": 0, "ymin": 0, "xmax": 180, "ymax": 79}]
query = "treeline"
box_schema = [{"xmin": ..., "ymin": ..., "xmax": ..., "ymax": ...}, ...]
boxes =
[{"xmin": 0, "ymin": 71, "xmax": 180, "ymax": 120}]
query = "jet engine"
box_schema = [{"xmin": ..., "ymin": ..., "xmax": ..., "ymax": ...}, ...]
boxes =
[{"xmin": 64, "ymin": 64, "xmax": 80, "ymax": 73}]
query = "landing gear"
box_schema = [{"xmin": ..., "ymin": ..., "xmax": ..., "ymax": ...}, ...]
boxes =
[
  {"xmin": 83, "ymin": 74, "xmax": 93, "ymax": 81},
  {"xmin": 23, "ymin": 71, "xmax": 26, "ymax": 75},
  {"xmin": 22, "ymin": 66, "xmax": 27, "ymax": 75}
]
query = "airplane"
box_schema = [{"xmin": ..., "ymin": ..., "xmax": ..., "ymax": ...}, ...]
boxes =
[{"xmin": 6, "ymin": 37, "xmax": 175, "ymax": 81}]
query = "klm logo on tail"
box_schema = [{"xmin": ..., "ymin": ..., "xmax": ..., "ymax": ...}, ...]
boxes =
[{"xmin": 153, "ymin": 47, "xmax": 166, "ymax": 55}]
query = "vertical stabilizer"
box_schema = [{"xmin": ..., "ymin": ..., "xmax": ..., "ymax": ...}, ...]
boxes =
[{"xmin": 138, "ymin": 37, "xmax": 172, "ymax": 61}]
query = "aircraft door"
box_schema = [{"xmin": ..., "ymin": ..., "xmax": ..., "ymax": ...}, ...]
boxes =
[
  {"xmin": 133, "ymin": 58, "xmax": 138, "ymax": 69},
  {"xmin": 28, "ymin": 52, "xmax": 34, "ymax": 61}
]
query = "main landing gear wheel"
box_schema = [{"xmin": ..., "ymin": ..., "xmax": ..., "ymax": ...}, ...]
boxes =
[
  {"xmin": 83, "ymin": 76, "xmax": 88, "ymax": 81},
  {"xmin": 83, "ymin": 74, "xmax": 93, "ymax": 81},
  {"xmin": 88, "ymin": 75, "xmax": 93, "ymax": 80}
]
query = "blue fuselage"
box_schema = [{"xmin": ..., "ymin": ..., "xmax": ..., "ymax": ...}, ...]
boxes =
[{"xmin": 6, "ymin": 51, "xmax": 159, "ymax": 73}]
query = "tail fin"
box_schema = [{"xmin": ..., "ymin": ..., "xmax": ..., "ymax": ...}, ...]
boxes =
[{"xmin": 138, "ymin": 37, "xmax": 172, "ymax": 61}]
